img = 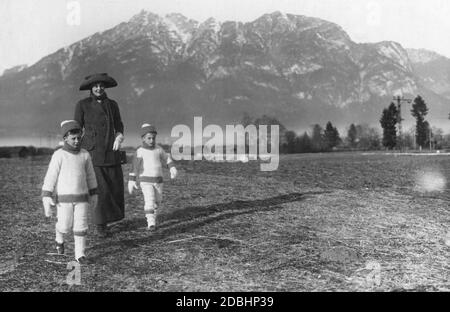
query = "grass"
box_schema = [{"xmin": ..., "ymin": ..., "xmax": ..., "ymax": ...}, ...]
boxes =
[{"xmin": 0, "ymin": 152, "xmax": 449, "ymax": 291}]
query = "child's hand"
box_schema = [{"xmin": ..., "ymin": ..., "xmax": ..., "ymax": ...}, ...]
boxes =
[
  {"xmin": 89, "ymin": 194, "xmax": 98, "ymax": 209},
  {"xmin": 42, "ymin": 197, "xmax": 55, "ymax": 217},
  {"xmin": 170, "ymin": 167, "xmax": 178, "ymax": 179},
  {"xmin": 128, "ymin": 181, "xmax": 139, "ymax": 194}
]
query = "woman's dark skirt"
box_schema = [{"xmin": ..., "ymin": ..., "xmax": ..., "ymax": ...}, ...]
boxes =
[{"xmin": 93, "ymin": 165, "xmax": 125, "ymax": 225}]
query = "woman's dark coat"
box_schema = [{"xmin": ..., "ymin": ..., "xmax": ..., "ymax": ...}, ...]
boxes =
[
  {"xmin": 74, "ymin": 94, "xmax": 125, "ymax": 225},
  {"xmin": 74, "ymin": 94, "xmax": 124, "ymax": 166}
]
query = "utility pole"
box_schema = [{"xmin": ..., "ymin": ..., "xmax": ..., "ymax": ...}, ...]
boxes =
[
  {"xmin": 429, "ymin": 128, "xmax": 433, "ymax": 150},
  {"xmin": 393, "ymin": 95, "xmax": 412, "ymax": 151}
]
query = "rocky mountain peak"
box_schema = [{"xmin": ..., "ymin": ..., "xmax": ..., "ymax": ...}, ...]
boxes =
[
  {"xmin": 407, "ymin": 48, "xmax": 444, "ymax": 64},
  {"xmin": 373, "ymin": 41, "xmax": 413, "ymax": 72},
  {"xmin": 2, "ymin": 64, "xmax": 28, "ymax": 76},
  {"xmin": 130, "ymin": 9, "xmax": 161, "ymax": 26}
]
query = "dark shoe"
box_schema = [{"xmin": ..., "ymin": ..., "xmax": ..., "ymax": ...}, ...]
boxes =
[
  {"xmin": 55, "ymin": 242, "xmax": 65, "ymax": 255},
  {"xmin": 76, "ymin": 256, "xmax": 90, "ymax": 264}
]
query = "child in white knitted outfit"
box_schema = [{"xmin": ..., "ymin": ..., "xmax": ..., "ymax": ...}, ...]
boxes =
[
  {"xmin": 42, "ymin": 120, "xmax": 98, "ymax": 263},
  {"xmin": 128, "ymin": 124, "xmax": 177, "ymax": 230}
]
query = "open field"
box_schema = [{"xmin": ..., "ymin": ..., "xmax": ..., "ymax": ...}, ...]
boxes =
[{"xmin": 0, "ymin": 152, "xmax": 449, "ymax": 291}]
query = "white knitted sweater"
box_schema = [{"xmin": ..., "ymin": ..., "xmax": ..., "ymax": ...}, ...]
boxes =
[
  {"xmin": 42, "ymin": 148, "xmax": 98, "ymax": 203},
  {"xmin": 129, "ymin": 145, "xmax": 175, "ymax": 183}
]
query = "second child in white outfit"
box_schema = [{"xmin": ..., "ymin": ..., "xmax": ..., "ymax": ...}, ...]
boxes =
[{"xmin": 128, "ymin": 124, "xmax": 177, "ymax": 230}]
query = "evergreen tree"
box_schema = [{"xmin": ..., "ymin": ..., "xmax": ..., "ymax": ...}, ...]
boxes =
[
  {"xmin": 424, "ymin": 121, "xmax": 431, "ymax": 149},
  {"xmin": 324, "ymin": 121, "xmax": 341, "ymax": 149},
  {"xmin": 347, "ymin": 123, "xmax": 358, "ymax": 148},
  {"xmin": 380, "ymin": 102, "xmax": 398, "ymax": 150},
  {"xmin": 311, "ymin": 124, "xmax": 325, "ymax": 152},
  {"xmin": 296, "ymin": 132, "xmax": 312, "ymax": 153},
  {"xmin": 283, "ymin": 130, "xmax": 297, "ymax": 153},
  {"xmin": 366, "ymin": 127, "xmax": 381, "ymax": 150},
  {"xmin": 411, "ymin": 95, "xmax": 429, "ymax": 149},
  {"xmin": 356, "ymin": 124, "xmax": 381, "ymax": 150}
]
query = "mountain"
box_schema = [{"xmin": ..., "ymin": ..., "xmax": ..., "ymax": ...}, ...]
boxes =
[
  {"xmin": 407, "ymin": 48, "xmax": 450, "ymax": 99},
  {"xmin": 1, "ymin": 10, "xmax": 450, "ymax": 142},
  {"xmin": 2, "ymin": 65, "xmax": 28, "ymax": 76}
]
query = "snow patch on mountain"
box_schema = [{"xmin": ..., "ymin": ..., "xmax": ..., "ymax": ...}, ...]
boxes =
[
  {"xmin": 200, "ymin": 17, "xmax": 221, "ymax": 34},
  {"xmin": 316, "ymin": 33, "xmax": 326, "ymax": 41},
  {"xmin": 260, "ymin": 64, "xmax": 278, "ymax": 75},
  {"xmin": 162, "ymin": 15, "xmax": 191, "ymax": 44},
  {"xmin": 407, "ymin": 48, "xmax": 443, "ymax": 64},
  {"xmin": 376, "ymin": 42, "xmax": 412, "ymax": 71},
  {"xmin": 212, "ymin": 66, "xmax": 229, "ymax": 79},
  {"xmin": 134, "ymin": 87, "xmax": 145, "ymax": 97},
  {"xmin": 294, "ymin": 92, "xmax": 306, "ymax": 99},
  {"xmin": 120, "ymin": 57, "xmax": 137, "ymax": 64},
  {"xmin": 253, "ymin": 81, "xmax": 279, "ymax": 91},
  {"xmin": 284, "ymin": 63, "xmax": 322, "ymax": 75},
  {"xmin": 392, "ymin": 80, "xmax": 417, "ymax": 96},
  {"xmin": 26, "ymin": 75, "xmax": 44, "ymax": 84},
  {"xmin": 58, "ymin": 45, "xmax": 76, "ymax": 80}
]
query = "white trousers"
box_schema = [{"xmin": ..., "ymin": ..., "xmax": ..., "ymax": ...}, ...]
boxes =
[
  {"xmin": 141, "ymin": 182, "xmax": 163, "ymax": 227},
  {"xmin": 55, "ymin": 202, "xmax": 89, "ymax": 259}
]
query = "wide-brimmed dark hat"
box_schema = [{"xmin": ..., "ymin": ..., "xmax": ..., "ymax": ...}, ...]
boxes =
[{"xmin": 79, "ymin": 73, "xmax": 118, "ymax": 91}]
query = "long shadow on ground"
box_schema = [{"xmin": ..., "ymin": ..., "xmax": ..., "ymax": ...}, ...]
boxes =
[{"xmin": 90, "ymin": 190, "xmax": 331, "ymax": 261}]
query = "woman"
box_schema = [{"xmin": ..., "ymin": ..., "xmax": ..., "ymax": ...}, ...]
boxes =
[{"xmin": 74, "ymin": 73, "xmax": 125, "ymax": 237}]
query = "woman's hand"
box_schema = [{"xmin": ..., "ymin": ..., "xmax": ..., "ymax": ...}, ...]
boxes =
[
  {"xmin": 128, "ymin": 181, "xmax": 139, "ymax": 194},
  {"xmin": 113, "ymin": 133, "xmax": 124, "ymax": 151}
]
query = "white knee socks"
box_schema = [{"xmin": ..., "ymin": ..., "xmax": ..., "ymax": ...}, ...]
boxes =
[
  {"xmin": 74, "ymin": 235, "xmax": 86, "ymax": 259},
  {"xmin": 55, "ymin": 228, "xmax": 64, "ymax": 244},
  {"xmin": 146, "ymin": 213, "xmax": 155, "ymax": 228}
]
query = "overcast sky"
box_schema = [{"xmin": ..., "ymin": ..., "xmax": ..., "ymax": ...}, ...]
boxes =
[{"xmin": 1, "ymin": 0, "xmax": 450, "ymax": 74}]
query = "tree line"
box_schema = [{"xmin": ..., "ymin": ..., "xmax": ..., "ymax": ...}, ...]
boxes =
[
  {"xmin": 243, "ymin": 94, "xmax": 450, "ymax": 154},
  {"xmin": 280, "ymin": 122, "xmax": 382, "ymax": 153},
  {"xmin": 380, "ymin": 95, "xmax": 435, "ymax": 150},
  {"xmin": 241, "ymin": 114, "xmax": 381, "ymax": 153}
]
